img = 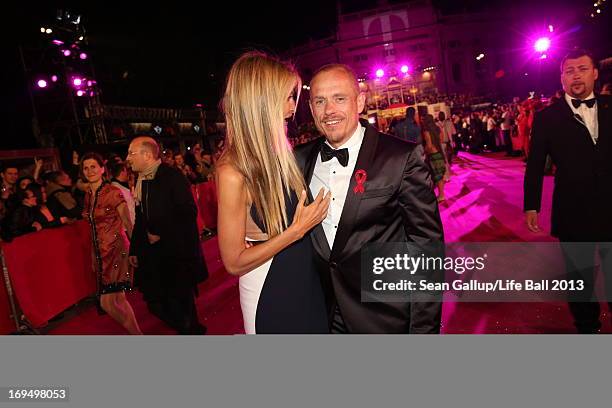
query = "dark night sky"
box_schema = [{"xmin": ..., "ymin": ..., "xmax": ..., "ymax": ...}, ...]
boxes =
[{"xmin": 4, "ymin": 0, "xmax": 608, "ymax": 148}]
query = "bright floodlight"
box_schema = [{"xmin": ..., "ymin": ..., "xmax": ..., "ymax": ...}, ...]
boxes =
[
  {"xmin": 37, "ymin": 80, "xmax": 47, "ymax": 88},
  {"xmin": 534, "ymin": 37, "xmax": 551, "ymax": 53},
  {"xmin": 76, "ymin": 90, "xmax": 84, "ymax": 97},
  {"xmin": 73, "ymin": 78, "xmax": 82, "ymax": 86},
  {"xmin": 400, "ymin": 65, "xmax": 409, "ymax": 74},
  {"xmin": 45, "ymin": 28, "xmax": 52, "ymax": 34},
  {"xmin": 375, "ymin": 69, "xmax": 384, "ymax": 78}
]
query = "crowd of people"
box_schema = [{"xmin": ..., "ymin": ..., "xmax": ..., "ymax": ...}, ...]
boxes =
[
  {"xmin": 0, "ymin": 142, "xmax": 219, "ymax": 242},
  {"xmin": 160, "ymin": 143, "xmax": 216, "ymax": 184},
  {"xmin": 0, "ymin": 162, "xmax": 80, "ymax": 241}
]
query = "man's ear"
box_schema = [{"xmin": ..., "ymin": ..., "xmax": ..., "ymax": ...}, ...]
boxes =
[{"xmin": 357, "ymin": 92, "xmax": 366, "ymax": 114}]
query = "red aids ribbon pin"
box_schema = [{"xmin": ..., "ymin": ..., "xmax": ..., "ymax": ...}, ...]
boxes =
[{"xmin": 353, "ymin": 169, "xmax": 367, "ymax": 194}]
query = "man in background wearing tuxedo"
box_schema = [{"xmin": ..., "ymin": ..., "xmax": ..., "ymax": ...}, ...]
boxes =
[{"xmin": 524, "ymin": 49, "xmax": 612, "ymax": 333}]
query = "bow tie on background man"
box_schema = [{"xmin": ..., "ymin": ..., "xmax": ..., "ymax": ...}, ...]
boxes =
[
  {"xmin": 571, "ymin": 98, "xmax": 596, "ymax": 109},
  {"xmin": 320, "ymin": 143, "xmax": 349, "ymax": 167}
]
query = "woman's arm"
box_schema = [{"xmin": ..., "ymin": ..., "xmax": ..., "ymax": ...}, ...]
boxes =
[
  {"xmin": 216, "ymin": 162, "xmax": 329, "ymax": 276},
  {"xmin": 117, "ymin": 202, "xmax": 133, "ymax": 239}
]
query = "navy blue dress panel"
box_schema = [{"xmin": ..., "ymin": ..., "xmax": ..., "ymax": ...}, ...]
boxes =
[{"xmin": 251, "ymin": 190, "xmax": 329, "ymax": 334}]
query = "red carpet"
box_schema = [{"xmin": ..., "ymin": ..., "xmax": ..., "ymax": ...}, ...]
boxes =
[{"xmin": 48, "ymin": 152, "xmax": 610, "ymax": 334}]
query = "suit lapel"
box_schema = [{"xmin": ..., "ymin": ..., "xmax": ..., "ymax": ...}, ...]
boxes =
[
  {"xmin": 304, "ymin": 138, "xmax": 332, "ymax": 260},
  {"xmin": 559, "ymin": 96, "xmax": 595, "ymax": 144},
  {"xmin": 304, "ymin": 138, "xmax": 325, "ymax": 186},
  {"xmin": 330, "ymin": 124, "xmax": 379, "ymax": 260}
]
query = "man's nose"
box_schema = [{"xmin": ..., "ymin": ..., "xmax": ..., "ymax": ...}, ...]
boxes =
[{"xmin": 324, "ymin": 100, "xmax": 337, "ymax": 116}]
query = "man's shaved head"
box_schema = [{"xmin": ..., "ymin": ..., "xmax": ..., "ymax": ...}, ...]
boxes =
[
  {"xmin": 127, "ymin": 136, "xmax": 161, "ymax": 172},
  {"xmin": 131, "ymin": 136, "xmax": 160, "ymax": 159}
]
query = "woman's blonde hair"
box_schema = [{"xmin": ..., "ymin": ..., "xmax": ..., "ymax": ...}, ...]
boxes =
[{"xmin": 222, "ymin": 51, "xmax": 306, "ymax": 238}]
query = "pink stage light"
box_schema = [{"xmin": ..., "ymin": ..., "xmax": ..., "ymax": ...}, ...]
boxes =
[
  {"xmin": 73, "ymin": 78, "xmax": 82, "ymax": 87},
  {"xmin": 51, "ymin": 75, "xmax": 58, "ymax": 82},
  {"xmin": 76, "ymin": 90, "xmax": 85, "ymax": 97},
  {"xmin": 37, "ymin": 79, "xmax": 47, "ymax": 88},
  {"xmin": 63, "ymin": 49, "xmax": 71, "ymax": 57},
  {"xmin": 534, "ymin": 37, "xmax": 551, "ymax": 53},
  {"xmin": 400, "ymin": 65, "xmax": 409, "ymax": 74},
  {"xmin": 52, "ymin": 39, "xmax": 64, "ymax": 45},
  {"xmin": 87, "ymin": 80, "xmax": 93, "ymax": 87},
  {"xmin": 79, "ymin": 52, "xmax": 87, "ymax": 60},
  {"xmin": 375, "ymin": 69, "xmax": 385, "ymax": 78}
]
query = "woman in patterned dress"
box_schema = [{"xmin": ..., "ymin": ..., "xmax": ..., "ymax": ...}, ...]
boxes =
[{"xmin": 81, "ymin": 152, "xmax": 142, "ymax": 335}]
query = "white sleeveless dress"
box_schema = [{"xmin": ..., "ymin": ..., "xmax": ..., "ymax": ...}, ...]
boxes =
[{"xmin": 238, "ymin": 207, "xmax": 271, "ymax": 334}]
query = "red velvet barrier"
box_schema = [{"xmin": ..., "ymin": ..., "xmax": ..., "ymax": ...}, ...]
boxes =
[
  {"xmin": 0, "ymin": 267, "xmax": 15, "ymax": 334},
  {"xmin": 194, "ymin": 182, "xmax": 217, "ymax": 229},
  {"xmin": 1, "ymin": 221, "xmax": 96, "ymax": 328}
]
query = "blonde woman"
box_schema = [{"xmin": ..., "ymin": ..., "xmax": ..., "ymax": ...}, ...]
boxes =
[{"xmin": 216, "ymin": 51, "xmax": 331, "ymax": 334}]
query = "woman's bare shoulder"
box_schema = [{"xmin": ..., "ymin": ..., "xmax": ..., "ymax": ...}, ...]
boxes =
[{"xmin": 216, "ymin": 157, "xmax": 244, "ymax": 188}]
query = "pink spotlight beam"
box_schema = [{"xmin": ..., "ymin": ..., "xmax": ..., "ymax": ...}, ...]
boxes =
[
  {"xmin": 400, "ymin": 65, "xmax": 409, "ymax": 74},
  {"xmin": 375, "ymin": 69, "xmax": 385, "ymax": 78}
]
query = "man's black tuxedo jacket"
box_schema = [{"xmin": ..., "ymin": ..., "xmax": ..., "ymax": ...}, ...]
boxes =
[
  {"xmin": 524, "ymin": 95, "xmax": 612, "ymax": 241},
  {"xmin": 295, "ymin": 121, "xmax": 444, "ymax": 333}
]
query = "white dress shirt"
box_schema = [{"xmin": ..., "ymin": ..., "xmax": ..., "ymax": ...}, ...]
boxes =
[
  {"xmin": 309, "ymin": 124, "xmax": 365, "ymax": 248},
  {"xmin": 565, "ymin": 92, "xmax": 598, "ymax": 144}
]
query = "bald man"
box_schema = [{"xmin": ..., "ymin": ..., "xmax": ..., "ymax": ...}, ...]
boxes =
[
  {"xmin": 295, "ymin": 64, "xmax": 444, "ymax": 333},
  {"xmin": 127, "ymin": 137, "xmax": 208, "ymax": 334}
]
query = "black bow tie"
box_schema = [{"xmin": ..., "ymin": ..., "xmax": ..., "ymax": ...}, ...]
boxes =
[
  {"xmin": 320, "ymin": 143, "xmax": 349, "ymax": 167},
  {"xmin": 571, "ymin": 98, "xmax": 596, "ymax": 109}
]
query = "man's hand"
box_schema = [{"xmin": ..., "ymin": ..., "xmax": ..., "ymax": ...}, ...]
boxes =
[
  {"xmin": 128, "ymin": 256, "xmax": 139, "ymax": 268},
  {"xmin": 525, "ymin": 210, "xmax": 541, "ymax": 233},
  {"xmin": 147, "ymin": 232, "xmax": 161, "ymax": 244}
]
